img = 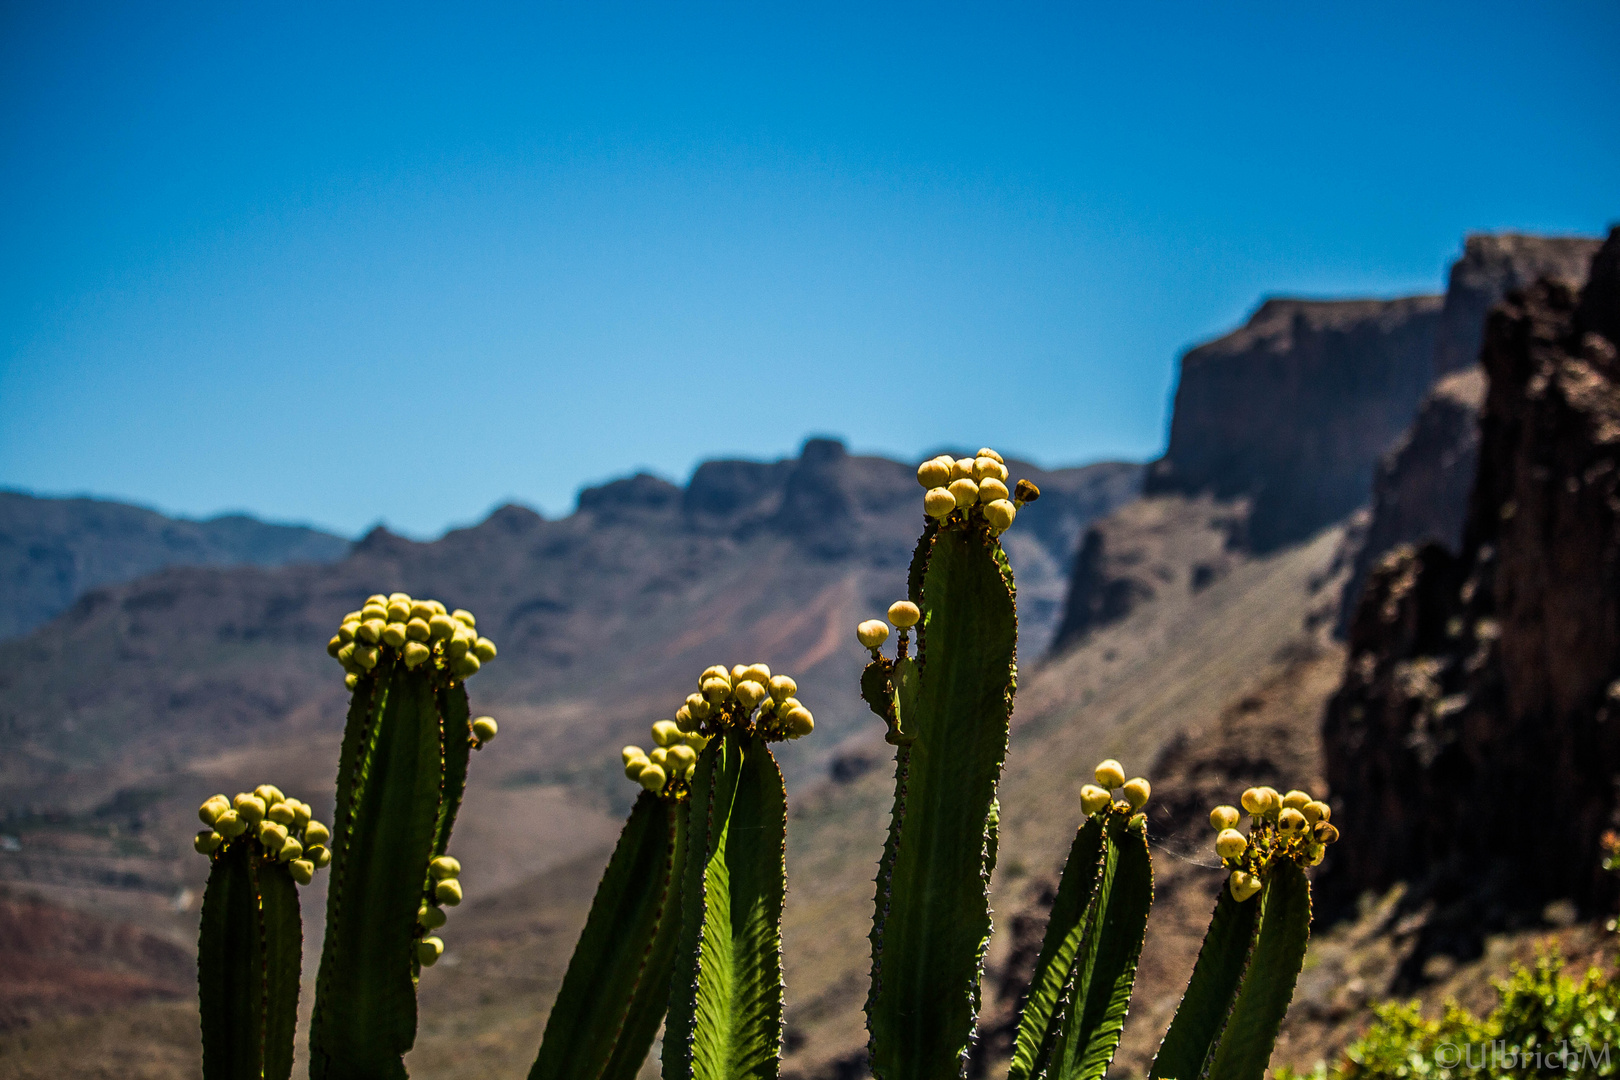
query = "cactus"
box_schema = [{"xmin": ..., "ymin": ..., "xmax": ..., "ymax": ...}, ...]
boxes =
[
  {"xmin": 858, "ymin": 448, "xmax": 1031, "ymax": 1080},
  {"xmin": 195, "ymin": 786, "xmax": 329, "ymax": 1080},
  {"xmin": 309, "ymin": 594, "xmax": 495, "ymax": 1080}
]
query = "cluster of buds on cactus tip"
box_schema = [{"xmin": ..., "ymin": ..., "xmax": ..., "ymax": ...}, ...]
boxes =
[
  {"xmin": 196, "ymin": 785, "xmax": 331, "ymax": 886},
  {"xmin": 1078, "ymin": 759, "xmax": 1152, "ymax": 830},
  {"xmin": 914, "ymin": 447, "xmax": 1039, "ymax": 535},
  {"xmin": 414, "ymin": 855, "xmax": 465, "ymax": 967},
  {"xmin": 1209, "ymin": 786, "xmax": 1338, "ymax": 901},
  {"xmin": 327, "ymin": 592, "xmax": 496, "ymax": 689}
]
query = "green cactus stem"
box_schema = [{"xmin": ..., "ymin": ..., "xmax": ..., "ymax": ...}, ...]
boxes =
[
  {"xmin": 309, "ymin": 594, "xmax": 493, "ymax": 1080},
  {"xmin": 862, "ymin": 449, "xmax": 1028, "ymax": 1080}
]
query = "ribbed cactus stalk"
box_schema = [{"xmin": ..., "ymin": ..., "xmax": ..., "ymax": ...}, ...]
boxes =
[
  {"xmin": 1149, "ymin": 787, "xmax": 1339, "ymax": 1080},
  {"xmin": 859, "ymin": 449, "xmax": 1035, "ymax": 1080},
  {"xmin": 661, "ymin": 664, "xmax": 812, "ymax": 1080},
  {"xmin": 195, "ymin": 785, "xmax": 330, "ymax": 1080},
  {"xmin": 1007, "ymin": 761, "xmax": 1155, "ymax": 1080},
  {"xmin": 309, "ymin": 593, "xmax": 497, "ymax": 1080}
]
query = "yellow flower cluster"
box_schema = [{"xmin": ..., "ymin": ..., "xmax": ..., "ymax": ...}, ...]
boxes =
[
  {"xmin": 1078, "ymin": 759, "xmax": 1152, "ymax": 830},
  {"xmin": 415, "ymin": 855, "xmax": 463, "ymax": 968},
  {"xmin": 1208, "ymin": 786, "xmax": 1339, "ymax": 902},
  {"xmin": 914, "ymin": 448, "xmax": 1040, "ymax": 535},
  {"xmin": 195, "ymin": 785, "xmax": 330, "ymax": 887},
  {"xmin": 622, "ymin": 720, "xmax": 711, "ymax": 796},
  {"xmin": 327, "ymin": 593, "xmax": 497, "ymax": 690}
]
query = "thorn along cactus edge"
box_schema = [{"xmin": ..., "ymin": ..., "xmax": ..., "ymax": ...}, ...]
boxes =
[{"xmin": 194, "ymin": 452, "xmax": 1338, "ymax": 1080}]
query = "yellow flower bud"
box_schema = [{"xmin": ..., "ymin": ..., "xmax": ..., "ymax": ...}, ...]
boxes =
[
  {"xmin": 410, "ymin": 601, "xmax": 435, "ymax": 622},
  {"xmin": 289, "ymin": 859, "xmax": 315, "ymax": 885},
  {"xmin": 255, "ymin": 784, "xmax": 284, "ymax": 805},
  {"xmin": 734, "ymin": 680, "xmax": 767, "ymax": 710},
  {"xmin": 1309, "ymin": 845, "xmax": 1326, "ymax": 866},
  {"xmin": 194, "ymin": 830, "xmax": 223, "ymax": 855},
  {"xmin": 948, "ymin": 477, "xmax": 979, "ymax": 508},
  {"xmin": 354, "ymin": 645, "xmax": 379, "ymax": 671},
  {"xmin": 472, "ymin": 716, "xmax": 498, "ymax": 743},
  {"xmin": 1240, "ymin": 788, "xmax": 1268, "ymax": 816},
  {"xmin": 701, "ymin": 677, "xmax": 733, "ymax": 704},
  {"xmin": 977, "ymin": 478, "xmax": 1010, "ymax": 504},
  {"xmin": 338, "ymin": 620, "xmax": 358, "ymax": 642},
  {"xmin": 1306, "ymin": 801, "xmax": 1331, "ymax": 824},
  {"xmin": 1256, "ymin": 787, "xmax": 1280, "ymax": 813},
  {"xmin": 453, "ymin": 654, "xmax": 481, "ymax": 678},
  {"xmin": 234, "ymin": 794, "xmax": 266, "ymax": 824},
  {"xmin": 356, "ymin": 618, "xmax": 384, "ymax": 644},
  {"xmin": 700, "ymin": 664, "xmax": 731, "ymax": 685},
  {"xmin": 638, "ymin": 764, "xmax": 668, "ymax": 793},
  {"xmin": 328, "ymin": 634, "xmax": 345, "ymax": 658},
  {"xmin": 857, "ymin": 620, "xmax": 891, "ymax": 649},
  {"xmin": 387, "ymin": 592, "xmax": 411, "ymax": 605},
  {"xmin": 310, "ymin": 845, "xmax": 331, "ymax": 868},
  {"xmin": 215, "ymin": 809, "xmax": 246, "ymax": 839},
  {"xmin": 1080, "ymin": 785, "xmax": 1112, "ymax": 815},
  {"xmin": 397, "ymin": 641, "xmax": 427, "ymax": 669},
  {"xmin": 361, "ymin": 600, "xmax": 386, "ymax": 619},
  {"xmin": 1314, "ymin": 822, "xmax": 1340, "ymax": 844},
  {"xmin": 1123, "ymin": 777, "xmax": 1151, "ymax": 810},
  {"xmin": 951, "ymin": 457, "xmax": 976, "ymax": 480},
  {"xmin": 741, "ymin": 663, "xmax": 771, "ymax": 684},
  {"xmin": 1281, "ymin": 790, "xmax": 1312, "ymax": 811},
  {"xmin": 888, "ymin": 601, "xmax": 921, "ymax": 628},
  {"xmin": 451, "ymin": 609, "xmax": 476, "ymax": 628},
  {"xmin": 258, "ymin": 820, "xmax": 288, "ymax": 853},
  {"xmin": 447, "ymin": 634, "xmax": 471, "ymax": 660},
  {"xmin": 649, "ymin": 747, "xmax": 671, "ymax": 770},
  {"xmin": 768, "ymin": 675, "xmax": 797, "ymax": 702},
  {"xmin": 1210, "ymin": 805, "xmax": 1240, "ymax": 830},
  {"xmin": 404, "ymin": 617, "xmax": 430, "ymax": 641},
  {"xmin": 336, "ymin": 641, "xmax": 356, "ymax": 667},
  {"xmin": 917, "ymin": 459, "xmax": 952, "ymax": 488},
  {"xmin": 386, "ymin": 600, "xmax": 412, "ymax": 622},
  {"xmin": 667, "ymin": 744, "xmax": 697, "ymax": 772},
  {"xmin": 428, "ymin": 614, "xmax": 457, "ymax": 640},
  {"xmin": 430, "ymin": 856, "xmax": 461, "ymax": 879},
  {"xmin": 198, "ymin": 795, "xmax": 229, "ymax": 826},
  {"xmin": 1215, "ymin": 829, "xmax": 1248, "ymax": 859},
  {"xmin": 924, "ymin": 488, "xmax": 959, "ymax": 518},
  {"xmin": 418, "ymin": 936, "xmax": 445, "ymax": 966},
  {"xmin": 624, "ymin": 758, "xmax": 648, "ymax": 782},
  {"xmin": 651, "ymin": 720, "xmax": 680, "ymax": 747},
  {"xmin": 418, "ymin": 904, "xmax": 447, "ymax": 930},
  {"xmin": 435, "ymin": 878, "xmax": 463, "ymax": 905},
  {"xmin": 267, "ymin": 802, "xmax": 296, "ymax": 826},
  {"xmin": 983, "ymin": 499, "xmax": 1016, "ymax": 532},
  {"xmin": 345, "ymin": 672, "xmax": 360, "ymax": 690},
  {"xmin": 279, "ymin": 837, "xmax": 303, "ymax": 862},
  {"xmin": 1094, "ymin": 760, "xmax": 1126, "ymax": 789},
  {"xmin": 1229, "ymin": 870, "xmax": 1261, "ymax": 902},
  {"xmin": 427, "ymin": 600, "xmax": 447, "ymax": 615},
  {"xmin": 472, "ymin": 637, "xmax": 497, "ymax": 662},
  {"xmin": 381, "ymin": 623, "xmax": 408, "ymax": 648},
  {"xmin": 1278, "ymin": 808, "xmax": 1308, "ymax": 835},
  {"xmin": 976, "ymin": 447, "xmax": 1005, "ymax": 464},
  {"xmin": 973, "ymin": 456, "xmax": 1009, "ymax": 483},
  {"xmin": 784, "ymin": 707, "xmax": 815, "ymax": 738},
  {"xmin": 304, "ymin": 821, "xmax": 331, "ymax": 847}
]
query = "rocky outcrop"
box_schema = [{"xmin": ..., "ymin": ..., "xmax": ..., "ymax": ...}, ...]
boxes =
[
  {"xmin": 1432, "ymin": 234, "xmax": 1603, "ymax": 378},
  {"xmin": 1145, "ymin": 295, "xmax": 1442, "ymax": 552},
  {"xmin": 1321, "ymin": 230, "xmax": 1620, "ymax": 951}
]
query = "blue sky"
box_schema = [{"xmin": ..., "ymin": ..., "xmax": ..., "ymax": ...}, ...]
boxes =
[{"xmin": 2, "ymin": 1, "xmax": 1615, "ymax": 538}]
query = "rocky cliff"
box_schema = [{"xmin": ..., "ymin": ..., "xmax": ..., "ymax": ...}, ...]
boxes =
[
  {"xmin": 1322, "ymin": 229, "xmax": 1620, "ymax": 953},
  {"xmin": 1143, "ymin": 295, "xmax": 1442, "ymax": 553},
  {"xmin": 0, "ymin": 491, "xmax": 350, "ymax": 641}
]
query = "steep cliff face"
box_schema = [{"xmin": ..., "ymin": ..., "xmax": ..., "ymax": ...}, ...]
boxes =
[
  {"xmin": 1322, "ymin": 230, "xmax": 1620, "ymax": 946},
  {"xmin": 1145, "ymin": 295, "xmax": 1442, "ymax": 553},
  {"xmin": 1432, "ymin": 234, "xmax": 1604, "ymax": 378}
]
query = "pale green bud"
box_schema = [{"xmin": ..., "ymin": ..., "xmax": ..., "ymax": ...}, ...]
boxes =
[
  {"xmin": 354, "ymin": 645, "xmax": 379, "ymax": 670},
  {"xmin": 917, "ymin": 459, "xmax": 953, "ymax": 488},
  {"xmin": 701, "ymin": 677, "xmax": 732, "ymax": 704},
  {"xmin": 418, "ymin": 904, "xmax": 447, "ymax": 930},
  {"xmin": 428, "ymin": 614, "xmax": 457, "ymax": 641},
  {"xmin": 435, "ymin": 878, "xmax": 463, "ymax": 905},
  {"xmin": 784, "ymin": 707, "xmax": 814, "ymax": 738},
  {"xmin": 1229, "ymin": 870, "xmax": 1261, "ymax": 902},
  {"xmin": 454, "ymin": 654, "xmax": 481, "ymax": 678},
  {"xmin": 924, "ymin": 488, "xmax": 958, "ymax": 519},
  {"xmin": 337, "ymin": 621, "xmax": 358, "ymax": 643},
  {"xmin": 1241, "ymin": 787, "xmax": 1279, "ymax": 816},
  {"xmin": 304, "ymin": 821, "xmax": 331, "ymax": 847},
  {"xmin": 983, "ymin": 499, "xmax": 1016, "ymax": 532},
  {"xmin": 948, "ymin": 477, "xmax": 979, "ymax": 508},
  {"xmin": 360, "ymin": 604, "xmax": 387, "ymax": 623},
  {"xmin": 234, "ymin": 794, "xmax": 266, "ymax": 824},
  {"xmin": 623, "ymin": 745, "xmax": 647, "ymax": 766},
  {"xmin": 289, "ymin": 859, "xmax": 315, "ymax": 885},
  {"xmin": 675, "ymin": 705, "xmax": 694, "ymax": 730},
  {"xmin": 290, "ymin": 801, "xmax": 311, "ymax": 829},
  {"xmin": 972, "ymin": 456, "xmax": 1009, "ymax": 483},
  {"xmin": 1079, "ymin": 785, "xmax": 1111, "ymax": 815},
  {"xmin": 258, "ymin": 820, "xmax": 288, "ymax": 853},
  {"xmin": 648, "ymin": 747, "xmax": 670, "ymax": 770},
  {"xmin": 666, "ymin": 744, "xmax": 697, "ymax": 772},
  {"xmin": 700, "ymin": 664, "xmax": 731, "ymax": 685},
  {"xmin": 363, "ymin": 593, "xmax": 387, "ymax": 607},
  {"xmin": 403, "ymin": 641, "xmax": 431, "ymax": 668},
  {"xmin": 310, "ymin": 845, "xmax": 331, "ymax": 868},
  {"xmin": 651, "ymin": 720, "xmax": 681, "ymax": 747},
  {"xmin": 357, "ymin": 618, "xmax": 385, "ymax": 644},
  {"xmin": 427, "ymin": 599, "xmax": 447, "ymax": 615},
  {"xmin": 451, "ymin": 609, "xmax": 476, "ymax": 628},
  {"xmin": 1094, "ymin": 760, "xmax": 1126, "ymax": 789},
  {"xmin": 405, "ymin": 617, "xmax": 431, "ymax": 642},
  {"xmin": 951, "ymin": 457, "xmax": 975, "ymax": 480},
  {"xmin": 195, "ymin": 830, "xmax": 223, "ymax": 855},
  {"xmin": 430, "ymin": 856, "xmax": 461, "ymax": 880},
  {"xmin": 337, "ymin": 642, "xmax": 356, "ymax": 666},
  {"xmin": 624, "ymin": 758, "xmax": 648, "ymax": 781},
  {"xmin": 734, "ymin": 680, "xmax": 767, "ymax": 710},
  {"xmin": 199, "ymin": 795, "xmax": 229, "ymax": 826},
  {"xmin": 1278, "ymin": 808, "xmax": 1308, "ymax": 835},
  {"xmin": 768, "ymin": 675, "xmax": 797, "ymax": 703},
  {"xmin": 473, "ymin": 637, "xmax": 497, "ymax": 662},
  {"xmin": 387, "ymin": 592, "xmax": 412, "ymax": 605},
  {"xmin": 410, "ymin": 601, "xmax": 436, "ymax": 622},
  {"xmin": 1123, "ymin": 777, "xmax": 1151, "ymax": 810},
  {"xmin": 386, "ymin": 600, "xmax": 412, "ymax": 622},
  {"xmin": 279, "ymin": 837, "xmax": 303, "ymax": 862},
  {"xmin": 686, "ymin": 693, "xmax": 712, "ymax": 718},
  {"xmin": 418, "ymin": 936, "xmax": 445, "ymax": 967},
  {"xmin": 345, "ymin": 672, "xmax": 360, "ymax": 691},
  {"xmin": 977, "ymin": 478, "xmax": 1010, "ymax": 504},
  {"xmin": 267, "ymin": 802, "xmax": 296, "ymax": 826},
  {"xmin": 857, "ymin": 619, "xmax": 891, "ymax": 649},
  {"xmin": 381, "ymin": 623, "xmax": 408, "ymax": 648},
  {"xmin": 1314, "ymin": 822, "xmax": 1340, "ymax": 844},
  {"xmin": 1210, "ymin": 805, "xmax": 1240, "ymax": 830},
  {"xmin": 328, "ymin": 634, "xmax": 345, "ymax": 658},
  {"xmin": 1309, "ymin": 844, "xmax": 1326, "ymax": 866},
  {"xmin": 1281, "ymin": 790, "xmax": 1312, "ymax": 811},
  {"xmin": 887, "ymin": 600, "xmax": 921, "ymax": 628},
  {"xmin": 1127, "ymin": 813, "xmax": 1147, "ymax": 831},
  {"xmin": 447, "ymin": 634, "xmax": 471, "ymax": 661},
  {"xmin": 638, "ymin": 764, "xmax": 667, "ymax": 792},
  {"xmin": 975, "ymin": 447, "xmax": 1004, "ymax": 464},
  {"xmin": 1305, "ymin": 801, "xmax": 1331, "ymax": 824},
  {"xmin": 215, "ymin": 809, "xmax": 246, "ymax": 839},
  {"xmin": 742, "ymin": 663, "xmax": 772, "ymax": 685},
  {"xmin": 472, "ymin": 716, "xmax": 498, "ymax": 743},
  {"xmin": 1215, "ymin": 828, "xmax": 1248, "ymax": 859},
  {"xmin": 255, "ymin": 784, "xmax": 285, "ymax": 805}
]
